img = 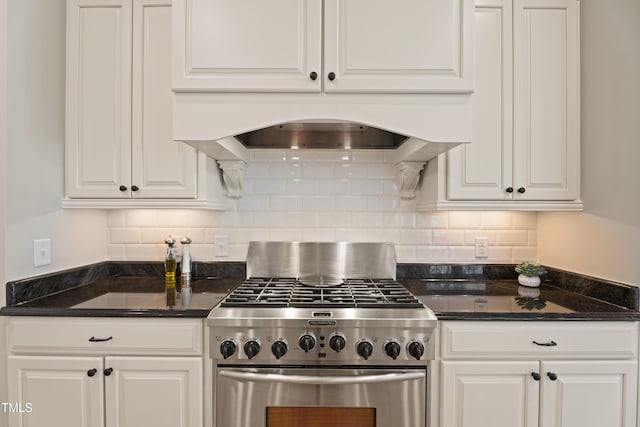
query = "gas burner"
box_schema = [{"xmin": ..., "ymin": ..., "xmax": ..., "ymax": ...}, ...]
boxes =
[{"xmin": 220, "ymin": 278, "xmax": 424, "ymax": 309}]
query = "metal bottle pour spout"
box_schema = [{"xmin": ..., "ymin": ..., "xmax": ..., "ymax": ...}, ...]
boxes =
[{"xmin": 180, "ymin": 237, "xmax": 192, "ymax": 309}]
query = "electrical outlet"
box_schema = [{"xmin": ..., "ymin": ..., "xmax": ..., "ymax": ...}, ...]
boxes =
[
  {"xmin": 34, "ymin": 239, "xmax": 51, "ymax": 267},
  {"xmin": 215, "ymin": 236, "xmax": 229, "ymax": 257},
  {"xmin": 474, "ymin": 237, "xmax": 489, "ymax": 258}
]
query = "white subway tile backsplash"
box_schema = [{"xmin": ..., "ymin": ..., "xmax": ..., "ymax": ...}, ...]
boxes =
[
  {"xmin": 496, "ymin": 230, "xmax": 529, "ymax": 246},
  {"xmin": 254, "ymin": 179, "xmax": 286, "ymax": 194},
  {"xmin": 449, "ymin": 212, "xmax": 483, "ymax": 229},
  {"xmin": 287, "ymin": 178, "xmax": 318, "ymax": 194},
  {"xmin": 335, "ymin": 196, "xmax": 368, "ymax": 211},
  {"xmin": 317, "ymin": 212, "xmax": 351, "ymax": 227},
  {"xmin": 318, "ymin": 179, "xmax": 350, "ymax": 195},
  {"xmin": 270, "ymin": 163, "xmax": 302, "ymax": 178},
  {"xmin": 335, "ymin": 163, "xmax": 368, "ymax": 179},
  {"xmin": 302, "ymin": 163, "xmax": 334, "ymax": 178},
  {"xmin": 302, "ymin": 196, "xmax": 334, "ymax": 211},
  {"xmin": 482, "ymin": 212, "xmax": 513, "ymax": 230},
  {"xmin": 432, "ymin": 230, "xmax": 465, "ymax": 246},
  {"xmin": 110, "ymin": 228, "xmax": 141, "ymax": 244},
  {"xmin": 107, "ymin": 158, "xmax": 538, "ymax": 263},
  {"xmin": 351, "ymin": 179, "xmax": 384, "ymax": 195},
  {"xmin": 270, "ymin": 196, "xmax": 304, "ymax": 211}
]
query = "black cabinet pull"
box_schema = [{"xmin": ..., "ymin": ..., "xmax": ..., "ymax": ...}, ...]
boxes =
[
  {"xmin": 533, "ymin": 340, "xmax": 557, "ymax": 347},
  {"xmin": 517, "ymin": 187, "xmax": 526, "ymax": 194},
  {"xmin": 104, "ymin": 368, "xmax": 113, "ymax": 376},
  {"xmin": 87, "ymin": 368, "xmax": 97, "ymax": 377},
  {"xmin": 328, "ymin": 72, "xmax": 336, "ymax": 81},
  {"xmin": 88, "ymin": 336, "xmax": 113, "ymax": 343},
  {"xmin": 131, "ymin": 185, "xmax": 139, "ymax": 192},
  {"xmin": 531, "ymin": 372, "xmax": 541, "ymax": 381},
  {"xmin": 309, "ymin": 71, "xmax": 318, "ymax": 81},
  {"xmin": 505, "ymin": 187, "xmax": 514, "ymax": 193},
  {"xmin": 547, "ymin": 372, "xmax": 558, "ymax": 381},
  {"xmin": 119, "ymin": 185, "xmax": 127, "ymax": 192}
]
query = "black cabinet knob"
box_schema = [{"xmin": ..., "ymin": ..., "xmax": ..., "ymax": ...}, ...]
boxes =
[
  {"xmin": 104, "ymin": 368, "xmax": 113, "ymax": 376},
  {"xmin": 547, "ymin": 372, "xmax": 558, "ymax": 381},
  {"xmin": 531, "ymin": 372, "xmax": 541, "ymax": 381},
  {"xmin": 505, "ymin": 187, "xmax": 514, "ymax": 193},
  {"xmin": 328, "ymin": 72, "xmax": 336, "ymax": 81},
  {"xmin": 87, "ymin": 368, "xmax": 97, "ymax": 377},
  {"xmin": 309, "ymin": 71, "xmax": 318, "ymax": 81},
  {"xmin": 517, "ymin": 187, "xmax": 526, "ymax": 194},
  {"xmin": 131, "ymin": 185, "xmax": 139, "ymax": 192},
  {"xmin": 119, "ymin": 185, "xmax": 127, "ymax": 192}
]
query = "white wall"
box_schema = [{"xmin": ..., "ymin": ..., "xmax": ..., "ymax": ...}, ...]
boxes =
[
  {"xmin": 538, "ymin": 0, "xmax": 640, "ymax": 286},
  {"xmin": 106, "ymin": 151, "xmax": 538, "ymax": 264},
  {"xmin": 4, "ymin": 0, "xmax": 107, "ymax": 284}
]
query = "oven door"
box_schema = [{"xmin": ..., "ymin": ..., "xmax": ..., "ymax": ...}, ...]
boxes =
[{"xmin": 214, "ymin": 366, "xmax": 427, "ymax": 427}]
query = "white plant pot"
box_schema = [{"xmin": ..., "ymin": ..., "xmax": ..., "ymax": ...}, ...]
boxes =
[{"xmin": 518, "ymin": 274, "xmax": 541, "ymax": 288}]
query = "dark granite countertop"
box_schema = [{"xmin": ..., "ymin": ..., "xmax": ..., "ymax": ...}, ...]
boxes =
[
  {"xmin": 403, "ymin": 279, "xmax": 640, "ymax": 321},
  {"xmin": 2, "ymin": 261, "xmax": 638, "ymax": 321},
  {"xmin": 0, "ymin": 276, "xmax": 241, "ymax": 318}
]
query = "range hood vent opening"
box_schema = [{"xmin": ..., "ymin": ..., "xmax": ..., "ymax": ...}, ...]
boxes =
[{"xmin": 235, "ymin": 122, "xmax": 409, "ymax": 150}]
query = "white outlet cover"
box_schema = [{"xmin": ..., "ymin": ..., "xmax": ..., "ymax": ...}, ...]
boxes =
[
  {"xmin": 215, "ymin": 236, "xmax": 229, "ymax": 257},
  {"xmin": 474, "ymin": 236, "xmax": 489, "ymax": 258},
  {"xmin": 34, "ymin": 238, "xmax": 51, "ymax": 267}
]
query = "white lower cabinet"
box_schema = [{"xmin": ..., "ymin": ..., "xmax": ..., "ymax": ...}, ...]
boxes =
[
  {"xmin": 439, "ymin": 322, "xmax": 639, "ymax": 427},
  {"xmin": 5, "ymin": 317, "xmax": 204, "ymax": 427}
]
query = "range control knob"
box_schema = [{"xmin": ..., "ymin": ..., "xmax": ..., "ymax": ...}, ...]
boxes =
[
  {"xmin": 329, "ymin": 334, "xmax": 346, "ymax": 352},
  {"xmin": 384, "ymin": 341, "xmax": 401, "ymax": 360},
  {"xmin": 220, "ymin": 339, "xmax": 237, "ymax": 359},
  {"xmin": 356, "ymin": 340, "xmax": 374, "ymax": 360},
  {"xmin": 298, "ymin": 333, "xmax": 316, "ymax": 352},
  {"xmin": 271, "ymin": 339, "xmax": 288, "ymax": 359},
  {"xmin": 243, "ymin": 339, "xmax": 261, "ymax": 360},
  {"xmin": 407, "ymin": 341, "xmax": 425, "ymax": 360}
]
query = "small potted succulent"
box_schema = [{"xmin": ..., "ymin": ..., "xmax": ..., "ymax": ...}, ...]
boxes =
[{"xmin": 515, "ymin": 261, "xmax": 548, "ymax": 288}]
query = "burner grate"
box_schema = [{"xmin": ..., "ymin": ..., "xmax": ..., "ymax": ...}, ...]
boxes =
[{"xmin": 220, "ymin": 278, "xmax": 423, "ymax": 308}]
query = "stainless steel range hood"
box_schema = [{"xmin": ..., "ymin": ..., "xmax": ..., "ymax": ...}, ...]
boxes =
[{"xmin": 235, "ymin": 121, "xmax": 408, "ymax": 150}]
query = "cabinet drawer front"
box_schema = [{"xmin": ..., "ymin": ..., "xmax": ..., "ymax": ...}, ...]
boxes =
[
  {"xmin": 8, "ymin": 317, "xmax": 203, "ymax": 356},
  {"xmin": 441, "ymin": 321, "xmax": 638, "ymax": 360}
]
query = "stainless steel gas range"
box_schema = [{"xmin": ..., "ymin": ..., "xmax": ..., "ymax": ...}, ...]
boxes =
[{"xmin": 207, "ymin": 242, "xmax": 437, "ymax": 427}]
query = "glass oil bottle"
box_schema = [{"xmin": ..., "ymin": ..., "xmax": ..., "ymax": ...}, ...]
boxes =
[{"xmin": 164, "ymin": 237, "xmax": 177, "ymax": 308}]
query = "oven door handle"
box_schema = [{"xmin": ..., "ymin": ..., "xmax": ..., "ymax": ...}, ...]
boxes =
[{"xmin": 218, "ymin": 370, "xmax": 425, "ymax": 385}]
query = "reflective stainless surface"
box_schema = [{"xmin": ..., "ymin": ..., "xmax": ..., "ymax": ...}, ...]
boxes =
[
  {"xmin": 235, "ymin": 121, "xmax": 408, "ymax": 150},
  {"xmin": 246, "ymin": 241, "xmax": 397, "ymax": 283},
  {"xmin": 214, "ymin": 367, "xmax": 426, "ymax": 427}
]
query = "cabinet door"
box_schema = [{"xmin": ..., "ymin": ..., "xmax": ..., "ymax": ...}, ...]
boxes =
[
  {"xmin": 66, "ymin": 0, "xmax": 132, "ymax": 198},
  {"xmin": 512, "ymin": 0, "xmax": 579, "ymax": 200},
  {"xmin": 323, "ymin": 0, "xmax": 474, "ymax": 93},
  {"xmin": 540, "ymin": 360, "xmax": 637, "ymax": 427},
  {"xmin": 172, "ymin": 0, "xmax": 322, "ymax": 92},
  {"xmin": 131, "ymin": 0, "xmax": 197, "ymax": 198},
  {"xmin": 104, "ymin": 356, "xmax": 203, "ymax": 427},
  {"xmin": 441, "ymin": 360, "xmax": 539, "ymax": 427},
  {"xmin": 7, "ymin": 355, "xmax": 104, "ymax": 427},
  {"xmin": 447, "ymin": 0, "xmax": 513, "ymax": 200}
]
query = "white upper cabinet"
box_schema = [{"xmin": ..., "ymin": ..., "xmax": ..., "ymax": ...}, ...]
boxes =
[
  {"xmin": 172, "ymin": 0, "xmax": 474, "ymax": 93},
  {"xmin": 418, "ymin": 0, "xmax": 581, "ymax": 211},
  {"xmin": 65, "ymin": 0, "xmax": 133, "ymax": 199},
  {"xmin": 65, "ymin": 0, "xmax": 224, "ymax": 208}
]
